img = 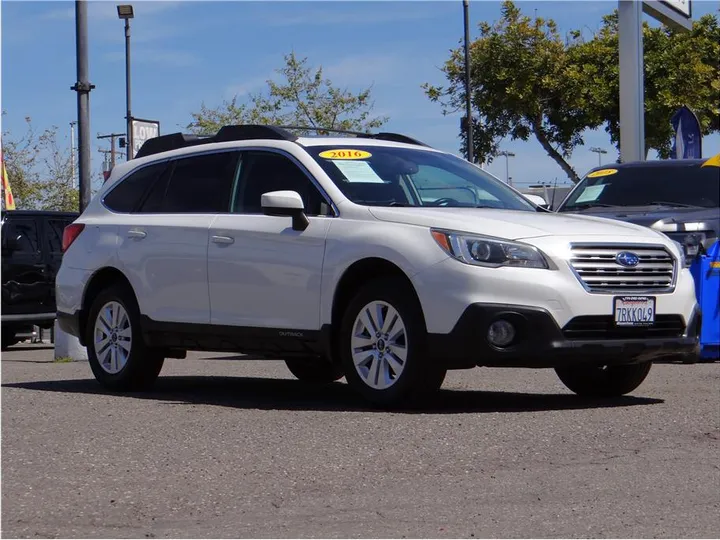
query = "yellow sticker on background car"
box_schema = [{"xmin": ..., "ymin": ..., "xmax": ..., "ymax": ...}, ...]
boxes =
[
  {"xmin": 587, "ymin": 168, "xmax": 618, "ymax": 178},
  {"xmin": 318, "ymin": 149, "xmax": 372, "ymax": 160},
  {"xmin": 701, "ymin": 153, "xmax": 720, "ymax": 168}
]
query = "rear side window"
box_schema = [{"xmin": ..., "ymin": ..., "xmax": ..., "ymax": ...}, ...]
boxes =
[
  {"xmin": 5, "ymin": 218, "xmax": 40, "ymax": 254},
  {"xmin": 154, "ymin": 151, "xmax": 240, "ymax": 213},
  {"xmin": 103, "ymin": 162, "xmax": 168, "ymax": 213},
  {"xmin": 47, "ymin": 219, "xmax": 74, "ymax": 253}
]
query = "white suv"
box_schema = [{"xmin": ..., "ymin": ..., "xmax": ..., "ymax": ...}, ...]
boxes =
[{"xmin": 56, "ymin": 125, "xmax": 700, "ymax": 407}]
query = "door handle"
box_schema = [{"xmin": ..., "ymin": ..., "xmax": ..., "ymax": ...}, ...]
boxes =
[
  {"xmin": 127, "ymin": 229, "xmax": 147, "ymax": 239},
  {"xmin": 211, "ymin": 235, "xmax": 234, "ymax": 245}
]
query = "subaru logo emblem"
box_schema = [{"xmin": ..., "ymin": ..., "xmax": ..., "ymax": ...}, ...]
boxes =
[{"xmin": 616, "ymin": 251, "xmax": 640, "ymax": 267}]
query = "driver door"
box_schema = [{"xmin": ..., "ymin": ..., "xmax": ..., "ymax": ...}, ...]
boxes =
[{"xmin": 207, "ymin": 149, "xmax": 333, "ymax": 330}]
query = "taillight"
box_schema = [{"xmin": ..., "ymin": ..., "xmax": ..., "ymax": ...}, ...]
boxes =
[{"xmin": 62, "ymin": 223, "xmax": 85, "ymax": 253}]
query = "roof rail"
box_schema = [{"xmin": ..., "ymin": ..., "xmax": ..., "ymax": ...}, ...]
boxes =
[
  {"xmin": 215, "ymin": 125, "xmax": 298, "ymax": 142},
  {"xmin": 277, "ymin": 125, "xmax": 430, "ymax": 147},
  {"xmin": 134, "ymin": 123, "xmax": 429, "ymax": 159},
  {"xmin": 134, "ymin": 125, "xmax": 299, "ymax": 159},
  {"xmin": 134, "ymin": 133, "xmax": 209, "ymax": 159}
]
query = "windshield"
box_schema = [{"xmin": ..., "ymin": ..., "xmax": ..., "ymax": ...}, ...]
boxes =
[
  {"xmin": 306, "ymin": 145, "xmax": 536, "ymax": 211},
  {"xmin": 559, "ymin": 164, "xmax": 719, "ymax": 210}
]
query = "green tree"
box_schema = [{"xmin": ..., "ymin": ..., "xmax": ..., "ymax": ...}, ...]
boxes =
[
  {"xmin": 424, "ymin": 1, "xmax": 720, "ymax": 182},
  {"xmin": 189, "ymin": 52, "xmax": 389, "ymax": 136},
  {"xmin": 2, "ymin": 115, "xmax": 78, "ymax": 211},
  {"xmin": 569, "ymin": 11, "xmax": 720, "ymax": 158},
  {"xmin": 423, "ymin": 1, "xmax": 598, "ymax": 183}
]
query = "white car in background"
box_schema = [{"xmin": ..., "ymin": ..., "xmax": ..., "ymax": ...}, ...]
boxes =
[{"xmin": 56, "ymin": 125, "xmax": 700, "ymax": 408}]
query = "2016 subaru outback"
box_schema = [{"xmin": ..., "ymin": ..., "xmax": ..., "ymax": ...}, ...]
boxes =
[{"xmin": 56, "ymin": 125, "xmax": 700, "ymax": 407}]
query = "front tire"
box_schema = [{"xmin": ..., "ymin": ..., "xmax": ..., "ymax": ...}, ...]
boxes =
[
  {"xmin": 555, "ymin": 362, "xmax": 652, "ymax": 397},
  {"xmin": 86, "ymin": 284, "xmax": 164, "ymax": 391},
  {"xmin": 339, "ymin": 277, "xmax": 446, "ymax": 408},
  {"xmin": 285, "ymin": 356, "xmax": 344, "ymax": 383}
]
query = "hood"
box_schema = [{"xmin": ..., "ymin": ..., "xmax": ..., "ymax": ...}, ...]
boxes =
[
  {"xmin": 367, "ymin": 207, "xmax": 657, "ymax": 240},
  {"xmin": 563, "ymin": 205, "xmax": 720, "ymax": 230}
]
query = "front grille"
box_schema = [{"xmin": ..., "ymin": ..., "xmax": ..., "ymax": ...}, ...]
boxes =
[
  {"xmin": 563, "ymin": 315, "xmax": 686, "ymax": 340},
  {"xmin": 569, "ymin": 244, "xmax": 676, "ymax": 293}
]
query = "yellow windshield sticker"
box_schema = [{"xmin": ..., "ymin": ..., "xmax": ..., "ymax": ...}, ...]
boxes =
[
  {"xmin": 587, "ymin": 168, "xmax": 618, "ymax": 178},
  {"xmin": 701, "ymin": 153, "xmax": 720, "ymax": 168},
  {"xmin": 318, "ymin": 149, "xmax": 372, "ymax": 160}
]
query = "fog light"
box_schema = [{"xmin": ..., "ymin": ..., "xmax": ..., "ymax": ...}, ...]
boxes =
[{"xmin": 487, "ymin": 319, "xmax": 516, "ymax": 347}]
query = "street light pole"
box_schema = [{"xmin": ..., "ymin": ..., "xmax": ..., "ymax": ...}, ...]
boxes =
[
  {"xmin": 71, "ymin": 0, "xmax": 94, "ymax": 213},
  {"xmin": 463, "ymin": 0, "xmax": 474, "ymax": 164},
  {"xmin": 69, "ymin": 121, "xmax": 77, "ymax": 190},
  {"xmin": 497, "ymin": 150, "xmax": 515, "ymax": 186},
  {"xmin": 590, "ymin": 146, "xmax": 608, "ymax": 166},
  {"xmin": 117, "ymin": 5, "xmax": 134, "ymax": 160}
]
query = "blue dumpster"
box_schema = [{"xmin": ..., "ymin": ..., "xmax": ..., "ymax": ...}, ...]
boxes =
[{"xmin": 690, "ymin": 239, "xmax": 720, "ymax": 360}]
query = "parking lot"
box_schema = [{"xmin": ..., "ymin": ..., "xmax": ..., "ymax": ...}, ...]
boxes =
[{"xmin": 2, "ymin": 344, "xmax": 719, "ymax": 538}]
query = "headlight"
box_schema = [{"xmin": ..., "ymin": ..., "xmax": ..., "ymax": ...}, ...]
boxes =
[
  {"xmin": 671, "ymin": 240, "xmax": 690, "ymax": 268},
  {"xmin": 431, "ymin": 229, "xmax": 550, "ymax": 269}
]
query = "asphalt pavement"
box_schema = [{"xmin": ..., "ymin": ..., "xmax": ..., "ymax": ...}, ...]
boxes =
[{"xmin": 2, "ymin": 344, "xmax": 719, "ymax": 538}]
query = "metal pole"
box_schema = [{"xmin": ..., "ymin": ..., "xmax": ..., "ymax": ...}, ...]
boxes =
[
  {"xmin": 110, "ymin": 134, "xmax": 117, "ymax": 167},
  {"xmin": 505, "ymin": 154, "xmax": 509, "ymax": 184},
  {"xmin": 618, "ymin": 0, "xmax": 645, "ymax": 162},
  {"xmin": 125, "ymin": 18, "xmax": 133, "ymax": 160},
  {"xmin": 69, "ymin": 121, "xmax": 76, "ymax": 190},
  {"xmin": 463, "ymin": 0, "xmax": 474, "ymax": 164},
  {"xmin": 72, "ymin": 0, "xmax": 94, "ymax": 212}
]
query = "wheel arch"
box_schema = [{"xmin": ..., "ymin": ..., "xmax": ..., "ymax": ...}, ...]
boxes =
[
  {"xmin": 78, "ymin": 266, "xmax": 137, "ymax": 346},
  {"xmin": 327, "ymin": 257, "xmax": 425, "ymax": 363}
]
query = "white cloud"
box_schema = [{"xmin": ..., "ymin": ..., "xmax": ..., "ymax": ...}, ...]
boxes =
[
  {"xmin": 103, "ymin": 49, "xmax": 199, "ymax": 67},
  {"xmin": 263, "ymin": 8, "xmax": 437, "ymax": 27}
]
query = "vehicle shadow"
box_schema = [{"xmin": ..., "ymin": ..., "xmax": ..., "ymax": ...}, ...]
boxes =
[{"xmin": 2, "ymin": 375, "xmax": 664, "ymax": 414}]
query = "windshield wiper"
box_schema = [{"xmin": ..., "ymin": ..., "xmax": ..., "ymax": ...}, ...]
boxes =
[
  {"xmin": 566, "ymin": 202, "xmax": 616, "ymax": 209},
  {"xmin": 646, "ymin": 201, "xmax": 701, "ymax": 208}
]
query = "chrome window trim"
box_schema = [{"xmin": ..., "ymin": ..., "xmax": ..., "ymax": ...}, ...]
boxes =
[{"xmin": 100, "ymin": 145, "xmax": 340, "ymax": 217}]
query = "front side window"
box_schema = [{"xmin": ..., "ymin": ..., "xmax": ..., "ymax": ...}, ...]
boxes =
[
  {"xmin": 559, "ymin": 165, "xmax": 720, "ymax": 210},
  {"xmin": 305, "ymin": 145, "xmax": 536, "ymax": 211},
  {"xmin": 234, "ymin": 151, "xmax": 330, "ymax": 216}
]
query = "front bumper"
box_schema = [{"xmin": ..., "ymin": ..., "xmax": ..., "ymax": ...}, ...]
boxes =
[{"xmin": 427, "ymin": 303, "xmax": 701, "ymax": 369}]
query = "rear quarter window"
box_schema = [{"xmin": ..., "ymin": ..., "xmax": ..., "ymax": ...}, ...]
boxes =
[{"xmin": 103, "ymin": 162, "xmax": 169, "ymax": 213}]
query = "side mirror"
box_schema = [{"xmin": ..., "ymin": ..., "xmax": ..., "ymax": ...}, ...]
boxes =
[
  {"xmin": 261, "ymin": 190, "xmax": 309, "ymax": 231},
  {"xmin": 524, "ymin": 194, "xmax": 549, "ymax": 209}
]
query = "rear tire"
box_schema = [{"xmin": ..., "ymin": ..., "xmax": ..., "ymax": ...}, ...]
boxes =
[
  {"xmin": 285, "ymin": 356, "xmax": 344, "ymax": 383},
  {"xmin": 339, "ymin": 277, "xmax": 446, "ymax": 408},
  {"xmin": 85, "ymin": 283, "xmax": 164, "ymax": 391},
  {"xmin": 1, "ymin": 328, "xmax": 18, "ymax": 351},
  {"xmin": 555, "ymin": 362, "xmax": 652, "ymax": 397}
]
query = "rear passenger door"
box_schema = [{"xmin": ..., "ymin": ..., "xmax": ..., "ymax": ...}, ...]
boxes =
[
  {"xmin": 113, "ymin": 151, "xmax": 240, "ymax": 325},
  {"xmin": 1, "ymin": 216, "xmax": 49, "ymax": 317}
]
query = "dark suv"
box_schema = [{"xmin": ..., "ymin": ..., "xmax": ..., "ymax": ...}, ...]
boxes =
[
  {"xmin": 556, "ymin": 158, "xmax": 719, "ymax": 262},
  {"xmin": 1, "ymin": 209, "xmax": 78, "ymax": 349}
]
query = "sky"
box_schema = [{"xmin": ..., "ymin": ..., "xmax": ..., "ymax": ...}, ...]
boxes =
[{"xmin": 1, "ymin": 0, "xmax": 719, "ymax": 192}]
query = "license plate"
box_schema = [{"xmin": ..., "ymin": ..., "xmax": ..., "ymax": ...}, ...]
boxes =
[{"xmin": 613, "ymin": 296, "xmax": 656, "ymax": 326}]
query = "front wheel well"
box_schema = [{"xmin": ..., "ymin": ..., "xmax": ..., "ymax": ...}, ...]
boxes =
[
  {"xmin": 78, "ymin": 267, "xmax": 136, "ymax": 345},
  {"xmin": 329, "ymin": 258, "xmax": 424, "ymax": 360}
]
